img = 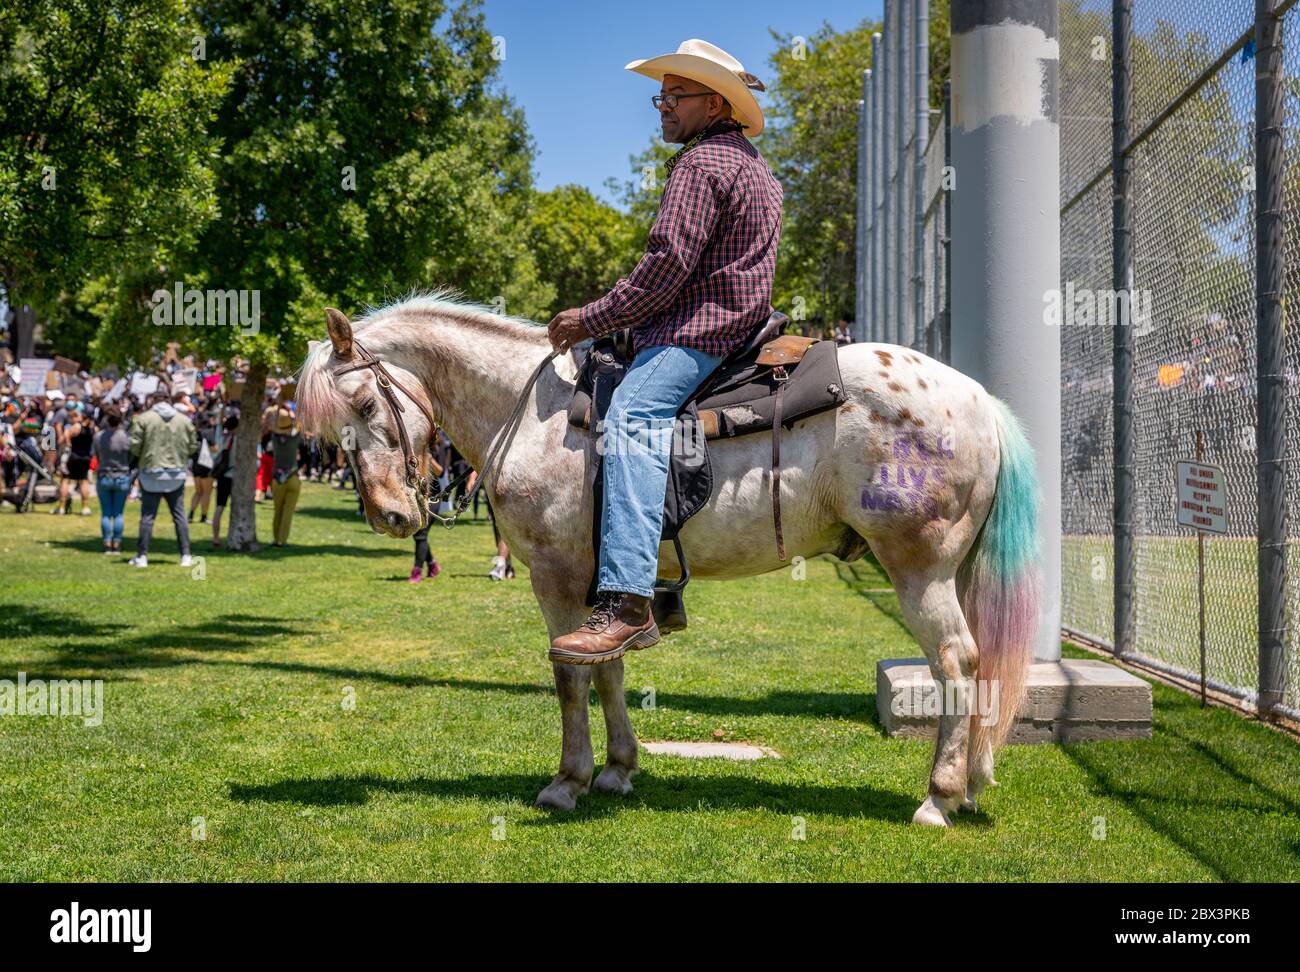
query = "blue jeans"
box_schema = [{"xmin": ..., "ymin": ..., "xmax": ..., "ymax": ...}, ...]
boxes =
[
  {"xmin": 96, "ymin": 474, "xmax": 131, "ymax": 543},
  {"xmin": 597, "ymin": 344, "xmax": 722, "ymax": 597}
]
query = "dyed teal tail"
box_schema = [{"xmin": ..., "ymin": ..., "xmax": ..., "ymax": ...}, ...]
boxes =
[{"xmin": 958, "ymin": 397, "xmax": 1043, "ymax": 752}]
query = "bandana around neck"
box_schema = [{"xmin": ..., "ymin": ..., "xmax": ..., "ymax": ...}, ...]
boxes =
[{"xmin": 664, "ymin": 119, "xmax": 745, "ymax": 175}]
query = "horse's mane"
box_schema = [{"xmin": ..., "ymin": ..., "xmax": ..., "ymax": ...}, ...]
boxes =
[{"xmin": 296, "ymin": 289, "xmax": 544, "ymax": 435}]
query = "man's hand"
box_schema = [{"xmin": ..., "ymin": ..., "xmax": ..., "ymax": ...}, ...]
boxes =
[{"xmin": 547, "ymin": 308, "xmax": 588, "ymax": 352}]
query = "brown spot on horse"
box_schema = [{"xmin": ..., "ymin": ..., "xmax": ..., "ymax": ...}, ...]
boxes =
[
  {"xmin": 888, "ymin": 382, "xmax": 904, "ymax": 393},
  {"xmin": 917, "ymin": 378, "xmax": 928, "ymax": 390},
  {"xmin": 874, "ymin": 350, "xmax": 893, "ymax": 366}
]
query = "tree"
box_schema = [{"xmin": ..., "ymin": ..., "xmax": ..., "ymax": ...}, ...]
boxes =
[
  {"xmin": 763, "ymin": 20, "xmax": 879, "ymax": 331},
  {"xmin": 182, "ymin": 0, "xmax": 551, "ymax": 550},
  {"xmin": 610, "ymin": 140, "xmax": 677, "ymax": 256},
  {"xmin": 0, "ymin": 0, "xmax": 231, "ymax": 356},
  {"xmin": 528, "ymin": 185, "xmax": 637, "ymax": 315}
]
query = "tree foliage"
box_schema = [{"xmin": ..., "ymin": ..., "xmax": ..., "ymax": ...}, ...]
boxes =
[
  {"xmin": 156, "ymin": 0, "xmax": 551, "ymax": 374},
  {"xmin": 527, "ymin": 184, "xmax": 637, "ymax": 316},
  {"xmin": 763, "ymin": 20, "xmax": 879, "ymax": 329},
  {"xmin": 0, "ymin": 0, "xmax": 232, "ymax": 343}
]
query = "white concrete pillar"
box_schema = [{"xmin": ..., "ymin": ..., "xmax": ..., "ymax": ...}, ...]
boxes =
[{"xmin": 950, "ymin": 0, "xmax": 1062, "ymax": 662}]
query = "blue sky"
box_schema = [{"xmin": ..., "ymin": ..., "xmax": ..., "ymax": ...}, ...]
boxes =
[{"xmin": 482, "ymin": 0, "xmax": 883, "ymax": 206}]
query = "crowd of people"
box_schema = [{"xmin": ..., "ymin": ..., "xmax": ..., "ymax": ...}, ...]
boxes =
[{"xmin": 0, "ymin": 371, "xmax": 513, "ymax": 582}]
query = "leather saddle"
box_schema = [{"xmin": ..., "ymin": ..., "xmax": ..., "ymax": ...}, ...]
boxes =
[{"xmin": 568, "ymin": 311, "xmax": 847, "ymax": 629}]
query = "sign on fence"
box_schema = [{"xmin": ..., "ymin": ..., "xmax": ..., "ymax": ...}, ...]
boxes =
[{"xmin": 1175, "ymin": 461, "xmax": 1226, "ymax": 535}]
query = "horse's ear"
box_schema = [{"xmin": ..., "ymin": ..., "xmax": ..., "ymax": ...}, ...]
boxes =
[{"xmin": 325, "ymin": 307, "xmax": 353, "ymax": 359}]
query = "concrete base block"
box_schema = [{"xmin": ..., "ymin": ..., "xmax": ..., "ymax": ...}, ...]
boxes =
[{"xmin": 876, "ymin": 658, "xmax": 1152, "ymax": 743}]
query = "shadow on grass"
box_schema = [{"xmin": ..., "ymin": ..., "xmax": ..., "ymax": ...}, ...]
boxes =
[
  {"xmin": 638, "ymin": 689, "xmax": 878, "ymax": 725},
  {"xmin": 46, "ymin": 537, "xmax": 398, "ymax": 559},
  {"xmin": 1058, "ymin": 689, "xmax": 1300, "ymax": 881},
  {"xmin": 5, "ymin": 608, "xmax": 297, "ymax": 668},
  {"xmin": 5, "ymin": 615, "xmax": 885, "ymax": 721},
  {"xmin": 228, "ymin": 770, "xmax": 924, "ymax": 823},
  {"xmin": 832, "ymin": 561, "xmax": 907, "ymax": 632},
  {"xmin": 1, "ymin": 605, "xmax": 131, "ymax": 645}
]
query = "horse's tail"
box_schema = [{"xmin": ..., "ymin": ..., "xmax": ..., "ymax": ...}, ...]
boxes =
[{"xmin": 958, "ymin": 396, "xmax": 1042, "ymax": 755}]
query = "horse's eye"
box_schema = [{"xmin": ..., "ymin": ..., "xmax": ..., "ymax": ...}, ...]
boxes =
[{"xmin": 359, "ymin": 399, "xmax": 377, "ymax": 420}]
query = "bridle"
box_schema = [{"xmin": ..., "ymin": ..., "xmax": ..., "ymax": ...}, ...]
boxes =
[
  {"xmin": 332, "ymin": 339, "xmax": 441, "ymax": 523},
  {"xmin": 331, "ymin": 337, "xmax": 562, "ymax": 529}
]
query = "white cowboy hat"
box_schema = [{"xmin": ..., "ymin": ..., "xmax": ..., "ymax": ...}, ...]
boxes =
[{"xmin": 626, "ymin": 39, "xmax": 767, "ymax": 137}]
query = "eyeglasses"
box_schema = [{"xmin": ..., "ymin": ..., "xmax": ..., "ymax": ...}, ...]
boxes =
[{"xmin": 651, "ymin": 92, "xmax": 714, "ymax": 111}]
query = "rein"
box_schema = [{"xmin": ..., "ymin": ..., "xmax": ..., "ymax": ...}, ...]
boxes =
[{"xmin": 333, "ymin": 338, "xmax": 560, "ymax": 530}]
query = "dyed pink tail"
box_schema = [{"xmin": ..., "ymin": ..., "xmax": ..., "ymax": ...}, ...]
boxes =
[{"xmin": 958, "ymin": 398, "xmax": 1042, "ymax": 753}]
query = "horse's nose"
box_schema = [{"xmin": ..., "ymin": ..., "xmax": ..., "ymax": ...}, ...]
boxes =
[{"xmin": 385, "ymin": 511, "xmax": 409, "ymax": 531}]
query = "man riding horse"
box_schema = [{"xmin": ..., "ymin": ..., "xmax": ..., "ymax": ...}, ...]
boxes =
[{"xmin": 546, "ymin": 39, "xmax": 783, "ymax": 665}]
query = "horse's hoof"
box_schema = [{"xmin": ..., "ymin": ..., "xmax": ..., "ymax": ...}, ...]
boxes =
[
  {"xmin": 959, "ymin": 796, "xmax": 978, "ymax": 813},
  {"xmin": 592, "ymin": 767, "xmax": 634, "ymax": 796},
  {"xmin": 911, "ymin": 796, "xmax": 954, "ymax": 828},
  {"xmin": 534, "ymin": 782, "xmax": 584, "ymax": 811}
]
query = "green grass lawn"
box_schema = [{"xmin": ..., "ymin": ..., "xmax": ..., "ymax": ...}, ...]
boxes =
[
  {"xmin": 1, "ymin": 482, "xmax": 1298, "ymax": 881},
  {"xmin": 1062, "ymin": 534, "xmax": 1294, "ymax": 704}
]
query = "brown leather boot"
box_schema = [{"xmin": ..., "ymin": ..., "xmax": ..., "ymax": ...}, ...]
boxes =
[{"xmin": 549, "ymin": 592, "xmax": 660, "ymax": 665}]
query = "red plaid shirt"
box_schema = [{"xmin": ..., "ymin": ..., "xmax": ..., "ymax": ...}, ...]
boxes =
[{"xmin": 580, "ymin": 129, "xmax": 783, "ymax": 358}]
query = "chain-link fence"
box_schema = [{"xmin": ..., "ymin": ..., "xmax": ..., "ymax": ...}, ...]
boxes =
[
  {"xmin": 1059, "ymin": 0, "xmax": 1298, "ymax": 719},
  {"xmin": 857, "ymin": 0, "xmax": 950, "ymax": 360},
  {"xmin": 857, "ymin": 0, "xmax": 1298, "ymax": 720}
]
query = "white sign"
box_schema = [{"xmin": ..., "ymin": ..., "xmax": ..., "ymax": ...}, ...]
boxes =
[
  {"xmin": 129, "ymin": 373, "xmax": 160, "ymax": 398},
  {"xmin": 102, "ymin": 378, "xmax": 128, "ymax": 403},
  {"xmin": 1176, "ymin": 461, "xmax": 1227, "ymax": 535},
  {"xmin": 18, "ymin": 357, "xmax": 53, "ymax": 396},
  {"xmin": 172, "ymin": 368, "xmax": 197, "ymax": 395}
]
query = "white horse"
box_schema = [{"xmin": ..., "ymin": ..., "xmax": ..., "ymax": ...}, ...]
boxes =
[{"xmin": 297, "ymin": 294, "xmax": 1043, "ymax": 827}]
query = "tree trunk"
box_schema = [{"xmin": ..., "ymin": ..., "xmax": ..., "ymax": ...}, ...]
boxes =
[{"xmin": 225, "ymin": 360, "xmax": 268, "ymax": 552}]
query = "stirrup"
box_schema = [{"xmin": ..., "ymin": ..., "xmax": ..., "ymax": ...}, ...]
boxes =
[{"xmin": 651, "ymin": 589, "xmax": 687, "ymax": 634}]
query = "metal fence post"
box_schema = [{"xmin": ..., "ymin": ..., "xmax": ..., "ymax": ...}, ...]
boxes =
[
  {"xmin": 864, "ymin": 69, "xmax": 875, "ymax": 344},
  {"xmin": 896, "ymin": 0, "xmax": 911, "ymax": 348},
  {"xmin": 882, "ymin": 3, "xmax": 895, "ymax": 346},
  {"xmin": 857, "ymin": 96, "xmax": 867, "ymax": 340},
  {"xmin": 872, "ymin": 32, "xmax": 883, "ymax": 344},
  {"xmin": 1256, "ymin": 0, "xmax": 1287, "ymax": 720},
  {"xmin": 914, "ymin": 0, "xmax": 930, "ymax": 355},
  {"xmin": 942, "ymin": 77, "xmax": 952, "ymax": 363},
  {"xmin": 1113, "ymin": 0, "xmax": 1135, "ymax": 658}
]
